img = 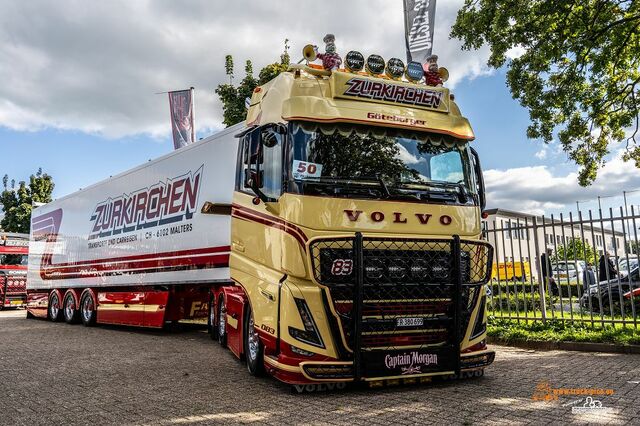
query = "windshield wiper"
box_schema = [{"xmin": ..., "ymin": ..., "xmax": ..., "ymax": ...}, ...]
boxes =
[
  {"xmin": 296, "ymin": 177, "xmax": 387, "ymax": 199},
  {"xmin": 376, "ymin": 174, "xmax": 391, "ymax": 199},
  {"xmin": 394, "ymin": 180, "xmax": 469, "ymax": 203}
]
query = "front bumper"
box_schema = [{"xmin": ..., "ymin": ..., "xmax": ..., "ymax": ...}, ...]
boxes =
[
  {"xmin": 264, "ymin": 348, "xmax": 495, "ymax": 385},
  {"xmin": 2, "ymin": 295, "xmax": 26, "ymax": 308}
]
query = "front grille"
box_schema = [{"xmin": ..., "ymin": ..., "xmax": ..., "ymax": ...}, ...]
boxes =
[
  {"xmin": 1, "ymin": 275, "xmax": 26, "ymax": 296},
  {"xmin": 302, "ymin": 363, "xmax": 354, "ymax": 380},
  {"xmin": 310, "ymin": 235, "xmax": 492, "ymax": 379}
]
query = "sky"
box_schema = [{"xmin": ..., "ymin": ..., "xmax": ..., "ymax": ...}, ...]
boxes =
[{"xmin": 1, "ymin": 0, "xmax": 639, "ymax": 218}]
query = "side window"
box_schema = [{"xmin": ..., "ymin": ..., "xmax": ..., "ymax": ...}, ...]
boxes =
[
  {"xmin": 261, "ymin": 131, "xmax": 283, "ymax": 199},
  {"xmin": 234, "ymin": 127, "xmax": 283, "ymax": 200},
  {"xmin": 235, "ymin": 132, "xmax": 254, "ymax": 192}
]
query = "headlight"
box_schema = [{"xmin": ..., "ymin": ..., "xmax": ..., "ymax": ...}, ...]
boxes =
[{"xmin": 289, "ymin": 298, "xmax": 325, "ymax": 348}]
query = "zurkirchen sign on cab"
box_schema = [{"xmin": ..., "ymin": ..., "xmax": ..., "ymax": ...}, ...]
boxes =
[{"xmin": 331, "ymin": 71, "xmax": 450, "ymax": 113}]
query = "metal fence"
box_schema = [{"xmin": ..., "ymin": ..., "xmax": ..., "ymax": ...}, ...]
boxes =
[{"xmin": 482, "ymin": 206, "xmax": 640, "ymax": 328}]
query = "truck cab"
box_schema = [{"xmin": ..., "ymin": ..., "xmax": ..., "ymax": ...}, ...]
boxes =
[
  {"xmin": 0, "ymin": 233, "xmax": 29, "ymax": 309},
  {"xmin": 224, "ymin": 63, "xmax": 494, "ymax": 384}
]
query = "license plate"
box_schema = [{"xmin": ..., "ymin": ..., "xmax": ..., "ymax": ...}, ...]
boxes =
[
  {"xmin": 10, "ymin": 300, "xmax": 23, "ymax": 305},
  {"xmin": 396, "ymin": 317, "xmax": 424, "ymax": 327}
]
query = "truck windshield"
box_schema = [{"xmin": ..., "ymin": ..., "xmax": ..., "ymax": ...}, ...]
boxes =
[
  {"xmin": 0, "ymin": 254, "xmax": 28, "ymax": 266},
  {"xmin": 287, "ymin": 122, "xmax": 476, "ymax": 203}
]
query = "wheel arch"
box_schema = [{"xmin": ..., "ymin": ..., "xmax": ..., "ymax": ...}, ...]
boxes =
[
  {"xmin": 63, "ymin": 288, "xmax": 82, "ymax": 307},
  {"xmin": 80, "ymin": 287, "xmax": 98, "ymax": 305},
  {"xmin": 49, "ymin": 288, "xmax": 64, "ymax": 306},
  {"xmin": 220, "ymin": 283, "xmax": 249, "ymax": 359}
]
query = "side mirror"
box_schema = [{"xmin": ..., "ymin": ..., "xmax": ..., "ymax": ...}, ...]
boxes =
[
  {"xmin": 244, "ymin": 168, "xmax": 263, "ymax": 189},
  {"xmin": 470, "ymin": 147, "xmax": 486, "ymax": 211},
  {"xmin": 245, "ymin": 168, "xmax": 270, "ymax": 203},
  {"xmin": 260, "ymin": 123, "xmax": 286, "ymax": 148}
]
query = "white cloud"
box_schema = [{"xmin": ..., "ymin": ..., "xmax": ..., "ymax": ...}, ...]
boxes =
[
  {"xmin": 534, "ymin": 147, "xmax": 547, "ymax": 160},
  {"xmin": 395, "ymin": 143, "xmax": 425, "ymax": 165},
  {"xmin": 485, "ymin": 149, "xmax": 640, "ymax": 215},
  {"xmin": 505, "ymin": 45, "xmax": 526, "ymax": 60},
  {"xmin": 0, "ymin": 0, "xmax": 490, "ymax": 139}
]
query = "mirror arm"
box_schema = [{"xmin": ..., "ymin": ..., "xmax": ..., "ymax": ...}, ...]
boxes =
[
  {"xmin": 470, "ymin": 147, "xmax": 486, "ymax": 211},
  {"xmin": 249, "ymin": 179, "xmax": 271, "ymax": 203}
]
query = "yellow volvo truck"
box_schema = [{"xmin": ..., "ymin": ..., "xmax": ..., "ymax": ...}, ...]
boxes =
[
  {"xmin": 222, "ymin": 57, "xmax": 494, "ymax": 387},
  {"xmin": 27, "ymin": 50, "xmax": 494, "ymax": 391}
]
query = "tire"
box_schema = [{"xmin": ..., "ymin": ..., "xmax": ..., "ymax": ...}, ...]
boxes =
[
  {"xmin": 79, "ymin": 291, "xmax": 97, "ymax": 327},
  {"xmin": 217, "ymin": 296, "xmax": 227, "ymax": 347},
  {"xmin": 244, "ymin": 305, "xmax": 264, "ymax": 376},
  {"xmin": 208, "ymin": 296, "xmax": 218, "ymax": 340},
  {"xmin": 63, "ymin": 292, "xmax": 80, "ymax": 324},
  {"xmin": 26, "ymin": 310, "xmax": 35, "ymax": 319},
  {"xmin": 48, "ymin": 292, "xmax": 63, "ymax": 322}
]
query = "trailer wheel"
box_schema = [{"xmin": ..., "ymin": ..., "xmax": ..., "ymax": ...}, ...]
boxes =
[
  {"xmin": 63, "ymin": 292, "xmax": 80, "ymax": 324},
  {"xmin": 80, "ymin": 291, "xmax": 97, "ymax": 327},
  {"xmin": 244, "ymin": 306, "xmax": 264, "ymax": 376},
  {"xmin": 217, "ymin": 296, "xmax": 227, "ymax": 347},
  {"xmin": 207, "ymin": 296, "xmax": 218, "ymax": 339},
  {"xmin": 48, "ymin": 292, "xmax": 63, "ymax": 322}
]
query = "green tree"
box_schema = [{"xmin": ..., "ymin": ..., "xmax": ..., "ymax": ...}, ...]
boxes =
[
  {"xmin": 0, "ymin": 168, "xmax": 54, "ymax": 233},
  {"xmin": 304, "ymin": 132, "xmax": 418, "ymax": 181},
  {"xmin": 626, "ymin": 240, "xmax": 640, "ymax": 255},
  {"xmin": 554, "ymin": 239, "xmax": 597, "ymax": 265},
  {"xmin": 216, "ymin": 39, "xmax": 291, "ymax": 127},
  {"xmin": 451, "ymin": 1, "xmax": 640, "ymax": 185}
]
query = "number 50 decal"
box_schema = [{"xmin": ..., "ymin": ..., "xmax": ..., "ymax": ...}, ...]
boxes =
[
  {"xmin": 331, "ymin": 259, "xmax": 353, "ymax": 275},
  {"xmin": 292, "ymin": 160, "xmax": 323, "ymax": 180}
]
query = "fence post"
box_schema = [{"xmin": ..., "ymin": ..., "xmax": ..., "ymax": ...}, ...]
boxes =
[{"xmin": 532, "ymin": 217, "xmax": 547, "ymax": 322}]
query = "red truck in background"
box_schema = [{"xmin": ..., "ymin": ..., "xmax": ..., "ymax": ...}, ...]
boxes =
[{"xmin": 0, "ymin": 233, "xmax": 29, "ymax": 309}]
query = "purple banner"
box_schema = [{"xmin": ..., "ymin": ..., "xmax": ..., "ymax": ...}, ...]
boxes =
[
  {"xmin": 168, "ymin": 89, "xmax": 195, "ymax": 149},
  {"xmin": 403, "ymin": 0, "xmax": 437, "ymax": 64}
]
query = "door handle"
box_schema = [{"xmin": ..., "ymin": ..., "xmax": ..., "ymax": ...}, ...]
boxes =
[{"xmin": 232, "ymin": 242, "xmax": 245, "ymax": 252}]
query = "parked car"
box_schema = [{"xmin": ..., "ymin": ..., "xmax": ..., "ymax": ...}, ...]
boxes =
[
  {"xmin": 619, "ymin": 258, "xmax": 639, "ymax": 278},
  {"xmin": 580, "ymin": 266, "xmax": 640, "ymax": 314},
  {"xmin": 624, "ymin": 287, "xmax": 640, "ymax": 303},
  {"xmin": 553, "ymin": 261, "xmax": 586, "ymax": 282}
]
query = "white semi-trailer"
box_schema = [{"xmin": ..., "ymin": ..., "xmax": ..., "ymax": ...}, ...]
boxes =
[{"xmin": 27, "ymin": 124, "xmax": 241, "ymax": 327}]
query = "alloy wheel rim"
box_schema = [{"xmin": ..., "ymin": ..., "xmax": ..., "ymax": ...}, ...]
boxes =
[
  {"xmin": 50, "ymin": 295, "xmax": 59, "ymax": 318},
  {"xmin": 82, "ymin": 296, "xmax": 93, "ymax": 322},
  {"xmin": 64, "ymin": 295, "xmax": 74, "ymax": 320},
  {"xmin": 247, "ymin": 313, "xmax": 259, "ymax": 361},
  {"xmin": 218, "ymin": 301, "xmax": 226, "ymax": 337}
]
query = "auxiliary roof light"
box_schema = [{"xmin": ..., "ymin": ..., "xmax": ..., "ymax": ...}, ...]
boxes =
[
  {"xmin": 405, "ymin": 61, "xmax": 425, "ymax": 83},
  {"xmin": 385, "ymin": 57, "xmax": 405, "ymax": 80},
  {"xmin": 365, "ymin": 54, "xmax": 385, "ymax": 76},
  {"xmin": 345, "ymin": 51, "xmax": 365, "ymax": 73}
]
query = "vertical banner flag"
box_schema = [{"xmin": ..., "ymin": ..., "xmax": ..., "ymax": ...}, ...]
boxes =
[
  {"xmin": 403, "ymin": 0, "xmax": 437, "ymax": 64},
  {"xmin": 168, "ymin": 88, "xmax": 195, "ymax": 150}
]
